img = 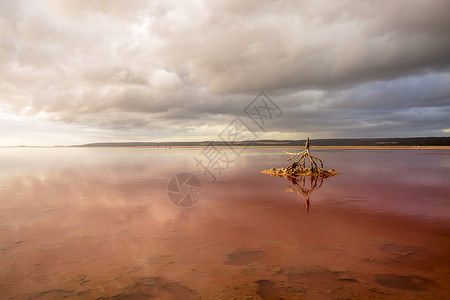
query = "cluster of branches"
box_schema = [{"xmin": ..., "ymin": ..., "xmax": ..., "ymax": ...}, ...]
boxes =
[{"xmin": 284, "ymin": 137, "xmax": 323, "ymax": 171}]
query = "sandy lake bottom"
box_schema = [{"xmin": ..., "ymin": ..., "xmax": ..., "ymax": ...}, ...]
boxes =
[{"xmin": 1, "ymin": 147, "xmax": 449, "ymax": 299}]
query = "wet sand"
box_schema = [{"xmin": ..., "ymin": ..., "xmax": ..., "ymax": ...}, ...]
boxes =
[{"xmin": 0, "ymin": 147, "xmax": 449, "ymax": 299}]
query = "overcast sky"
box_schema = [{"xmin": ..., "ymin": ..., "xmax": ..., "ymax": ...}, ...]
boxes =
[{"xmin": 1, "ymin": 0, "xmax": 449, "ymax": 146}]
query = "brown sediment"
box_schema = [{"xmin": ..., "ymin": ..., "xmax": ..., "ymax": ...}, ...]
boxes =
[
  {"xmin": 256, "ymin": 280, "xmax": 283, "ymax": 299},
  {"xmin": 224, "ymin": 249, "xmax": 266, "ymax": 266},
  {"xmin": 374, "ymin": 274, "xmax": 433, "ymax": 291}
]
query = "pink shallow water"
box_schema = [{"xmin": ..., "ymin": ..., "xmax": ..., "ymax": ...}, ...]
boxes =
[{"xmin": 0, "ymin": 147, "xmax": 449, "ymax": 299}]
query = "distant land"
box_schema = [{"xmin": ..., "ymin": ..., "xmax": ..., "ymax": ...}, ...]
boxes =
[{"xmin": 76, "ymin": 137, "xmax": 450, "ymax": 147}]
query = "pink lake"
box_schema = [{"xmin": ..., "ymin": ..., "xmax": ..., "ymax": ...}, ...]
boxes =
[{"xmin": 0, "ymin": 147, "xmax": 449, "ymax": 299}]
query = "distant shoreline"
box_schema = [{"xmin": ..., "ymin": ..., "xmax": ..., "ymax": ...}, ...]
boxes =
[
  {"xmin": 2, "ymin": 137, "xmax": 450, "ymax": 148},
  {"xmin": 2, "ymin": 145, "xmax": 450, "ymax": 150}
]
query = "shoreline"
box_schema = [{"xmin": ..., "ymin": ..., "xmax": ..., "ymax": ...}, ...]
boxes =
[{"xmin": 2, "ymin": 145, "xmax": 450, "ymax": 150}]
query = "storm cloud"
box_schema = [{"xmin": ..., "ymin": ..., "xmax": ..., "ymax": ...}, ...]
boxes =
[{"xmin": 0, "ymin": 0, "xmax": 449, "ymax": 145}]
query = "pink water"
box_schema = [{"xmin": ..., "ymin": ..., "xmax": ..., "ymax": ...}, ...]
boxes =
[{"xmin": 0, "ymin": 147, "xmax": 449, "ymax": 299}]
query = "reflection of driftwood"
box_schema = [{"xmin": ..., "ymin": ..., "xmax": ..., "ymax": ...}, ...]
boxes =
[
  {"xmin": 285, "ymin": 176, "xmax": 324, "ymax": 213},
  {"xmin": 262, "ymin": 137, "xmax": 339, "ymax": 178}
]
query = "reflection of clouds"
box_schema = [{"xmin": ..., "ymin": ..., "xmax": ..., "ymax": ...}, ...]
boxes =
[
  {"xmin": 2, "ymin": 166, "xmax": 155, "ymax": 207},
  {"xmin": 0, "ymin": 148, "xmax": 200, "ymax": 231},
  {"xmin": 0, "ymin": 167, "xmax": 184, "ymax": 238},
  {"xmin": 0, "ymin": 147, "xmax": 197, "ymax": 179}
]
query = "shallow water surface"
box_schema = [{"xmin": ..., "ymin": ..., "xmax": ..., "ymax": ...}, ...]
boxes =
[{"xmin": 0, "ymin": 147, "xmax": 449, "ymax": 299}]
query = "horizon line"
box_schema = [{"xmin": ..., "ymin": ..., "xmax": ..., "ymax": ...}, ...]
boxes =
[{"xmin": 1, "ymin": 136, "xmax": 449, "ymax": 148}]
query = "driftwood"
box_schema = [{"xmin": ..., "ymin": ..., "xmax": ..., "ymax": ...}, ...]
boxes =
[{"xmin": 262, "ymin": 137, "xmax": 339, "ymax": 178}]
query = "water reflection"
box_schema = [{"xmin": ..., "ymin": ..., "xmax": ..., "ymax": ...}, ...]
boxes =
[
  {"xmin": 1, "ymin": 147, "xmax": 450, "ymax": 299},
  {"xmin": 285, "ymin": 175, "xmax": 325, "ymax": 213}
]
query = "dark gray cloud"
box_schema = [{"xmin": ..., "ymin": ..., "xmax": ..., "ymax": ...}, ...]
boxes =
[{"xmin": 0, "ymin": 0, "xmax": 449, "ymax": 145}]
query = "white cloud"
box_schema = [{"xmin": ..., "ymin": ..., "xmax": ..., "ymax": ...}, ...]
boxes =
[{"xmin": 149, "ymin": 70, "xmax": 183, "ymax": 90}]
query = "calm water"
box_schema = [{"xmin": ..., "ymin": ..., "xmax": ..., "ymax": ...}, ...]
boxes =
[{"xmin": 0, "ymin": 147, "xmax": 449, "ymax": 299}]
